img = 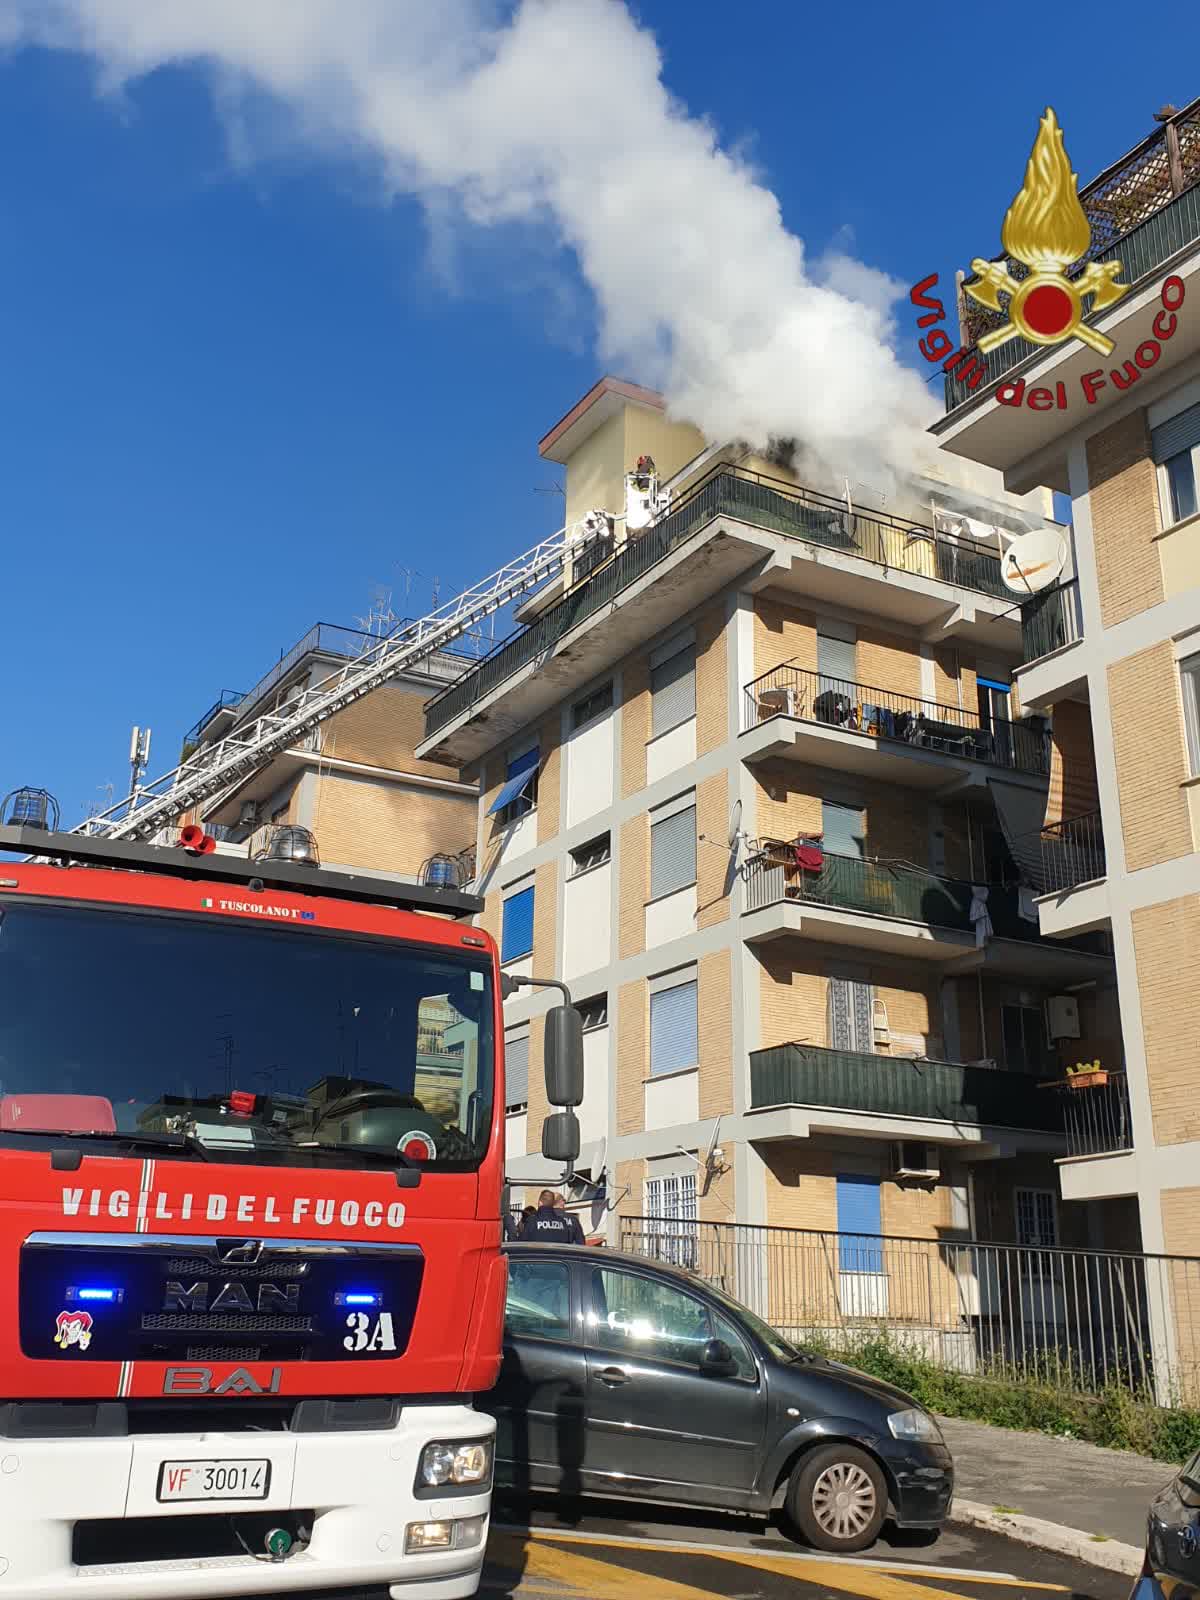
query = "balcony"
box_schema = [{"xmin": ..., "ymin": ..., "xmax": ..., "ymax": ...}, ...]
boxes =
[
  {"xmin": 180, "ymin": 689, "xmax": 244, "ymax": 760},
  {"xmin": 742, "ymin": 847, "xmax": 1108, "ymax": 982},
  {"xmin": 749, "ymin": 1042, "xmax": 1062, "ymax": 1136},
  {"xmin": 1053, "ymin": 1071, "xmax": 1136, "ymax": 1202},
  {"xmin": 742, "ymin": 663, "xmax": 1048, "ymax": 790},
  {"xmin": 944, "ymin": 100, "xmax": 1200, "ymax": 411},
  {"xmin": 420, "ymin": 467, "xmax": 1019, "ymax": 760},
  {"xmin": 1028, "ymin": 812, "xmax": 1109, "ymax": 940}
]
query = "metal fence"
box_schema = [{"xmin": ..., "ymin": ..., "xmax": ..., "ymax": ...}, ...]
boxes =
[
  {"xmin": 620, "ymin": 1217, "xmax": 1200, "ymax": 1407},
  {"xmin": 1020, "ymin": 580, "xmax": 1084, "ymax": 667},
  {"xmin": 1056, "ymin": 1072, "xmax": 1134, "ymax": 1158},
  {"xmin": 744, "ymin": 662, "xmax": 1048, "ymax": 776},
  {"xmin": 1038, "ymin": 812, "xmax": 1107, "ymax": 893}
]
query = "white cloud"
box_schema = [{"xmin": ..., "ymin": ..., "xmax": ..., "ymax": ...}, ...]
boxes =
[{"xmin": 2, "ymin": 0, "xmax": 938, "ymax": 481}]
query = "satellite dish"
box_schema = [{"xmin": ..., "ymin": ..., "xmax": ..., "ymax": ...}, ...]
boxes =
[
  {"xmin": 1000, "ymin": 527, "xmax": 1067, "ymax": 594},
  {"xmin": 727, "ymin": 798, "xmax": 744, "ymax": 849}
]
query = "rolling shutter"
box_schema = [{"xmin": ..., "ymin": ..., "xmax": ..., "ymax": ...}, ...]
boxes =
[
  {"xmin": 818, "ymin": 632, "xmax": 857, "ymax": 688},
  {"xmin": 651, "ymin": 647, "xmax": 696, "ymax": 736},
  {"xmin": 649, "ymin": 980, "xmax": 699, "ymax": 1076},
  {"xmin": 505, "ymin": 1033, "xmax": 530, "ymax": 1109},
  {"xmin": 821, "ymin": 800, "xmax": 864, "ymax": 859},
  {"xmin": 650, "ymin": 806, "xmax": 697, "ymax": 898},
  {"xmin": 501, "ymin": 886, "xmax": 534, "ymax": 962},
  {"xmin": 836, "ymin": 1174, "xmax": 883, "ymax": 1273},
  {"xmin": 1150, "ymin": 401, "xmax": 1200, "ymax": 464}
]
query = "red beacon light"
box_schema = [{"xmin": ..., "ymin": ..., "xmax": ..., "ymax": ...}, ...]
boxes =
[{"xmin": 228, "ymin": 1090, "xmax": 257, "ymax": 1118}]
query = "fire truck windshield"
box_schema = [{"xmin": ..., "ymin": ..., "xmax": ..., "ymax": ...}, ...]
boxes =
[{"xmin": 0, "ymin": 900, "xmax": 495, "ymax": 1171}]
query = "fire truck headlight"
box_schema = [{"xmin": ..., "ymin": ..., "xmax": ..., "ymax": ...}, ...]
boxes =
[{"xmin": 417, "ymin": 1438, "xmax": 493, "ymax": 1488}]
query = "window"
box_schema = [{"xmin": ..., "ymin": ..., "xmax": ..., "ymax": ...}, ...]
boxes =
[
  {"xmin": 649, "ymin": 978, "xmax": 698, "ymax": 1076},
  {"xmin": 650, "ymin": 645, "xmax": 696, "ymax": 737},
  {"xmin": 645, "ymin": 1172, "xmax": 698, "ymax": 1267},
  {"xmin": 649, "ymin": 803, "xmax": 696, "ymax": 899},
  {"xmin": 577, "ymin": 995, "xmax": 608, "ymax": 1030},
  {"xmin": 836, "ymin": 1173, "xmax": 883, "ymax": 1274},
  {"xmin": 821, "ymin": 799, "xmax": 865, "ymax": 859},
  {"xmin": 1015, "ymin": 1188, "xmax": 1058, "ymax": 1249},
  {"xmin": 1002, "ymin": 1004, "xmax": 1050, "ymax": 1075},
  {"xmin": 569, "ymin": 833, "xmax": 611, "ymax": 876},
  {"xmin": 504, "ymin": 1030, "xmax": 529, "ymax": 1112},
  {"xmin": 828, "ymin": 976, "xmax": 874, "ymax": 1054},
  {"xmin": 712, "ymin": 1309, "xmax": 757, "ymax": 1382},
  {"xmin": 505, "ymin": 1259, "xmax": 571, "ymax": 1343},
  {"xmin": 501, "ymin": 885, "xmax": 534, "ymax": 963},
  {"xmin": 586, "ymin": 1266, "xmax": 710, "ymax": 1366},
  {"xmin": 1182, "ymin": 653, "xmax": 1200, "ymax": 776},
  {"xmin": 573, "ymin": 682, "xmax": 613, "ymax": 728},
  {"xmin": 489, "ymin": 747, "xmax": 539, "ymax": 826},
  {"xmin": 1151, "ymin": 400, "xmax": 1200, "ymax": 527}
]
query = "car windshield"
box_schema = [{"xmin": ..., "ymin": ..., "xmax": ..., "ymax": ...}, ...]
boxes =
[
  {"xmin": 0, "ymin": 899, "xmax": 494, "ymax": 1170},
  {"xmin": 702, "ymin": 1278, "xmax": 813, "ymax": 1365}
]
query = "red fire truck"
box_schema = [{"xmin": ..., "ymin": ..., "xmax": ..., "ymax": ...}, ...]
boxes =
[{"xmin": 0, "ymin": 821, "xmax": 582, "ymax": 1599}]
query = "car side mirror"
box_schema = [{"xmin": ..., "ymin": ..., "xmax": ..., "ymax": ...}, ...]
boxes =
[
  {"xmin": 541, "ymin": 1110, "xmax": 580, "ymax": 1164},
  {"xmin": 700, "ymin": 1337, "xmax": 737, "ymax": 1377},
  {"xmin": 544, "ymin": 1005, "xmax": 584, "ymax": 1107}
]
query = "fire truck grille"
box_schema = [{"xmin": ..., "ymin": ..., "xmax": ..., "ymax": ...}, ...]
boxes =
[
  {"xmin": 165, "ymin": 1257, "xmax": 307, "ymax": 1280},
  {"xmin": 141, "ymin": 1313, "xmax": 313, "ymax": 1334},
  {"xmin": 185, "ymin": 1345, "xmax": 263, "ymax": 1362}
]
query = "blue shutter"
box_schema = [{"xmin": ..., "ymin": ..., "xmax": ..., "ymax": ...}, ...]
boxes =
[
  {"xmin": 649, "ymin": 980, "xmax": 698, "ymax": 1076},
  {"xmin": 501, "ymin": 887, "xmax": 535, "ymax": 962},
  {"xmin": 822, "ymin": 800, "xmax": 864, "ymax": 859},
  {"xmin": 489, "ymin": 747, "xmax": 540, "ymax": 816},
  {"xmin": 836, "ymin": 1174, "xmax": 883, "ymax": 1273}
]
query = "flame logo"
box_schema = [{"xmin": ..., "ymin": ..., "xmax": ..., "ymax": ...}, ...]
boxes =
[{"xmin": 964, "ymin": 109, "xmax": 1128, "ymax": 357}]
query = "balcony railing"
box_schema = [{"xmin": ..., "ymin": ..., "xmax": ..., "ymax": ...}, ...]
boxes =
[
  {"xmin": 182, "ymin": 689, "xmax": 245, "ymax": 753},
  {"xmin": 1053, "ymin": 1071, "xmax": 1133, "ymax": 1159},
  {"xmin": 750, "ymin": 1041, "xmax": 1061, "ymax": 1133},
  {"xmin": 744, "ymin": 663, "xmax": 1048, "ymax": 777},
  {"xmin": 945, "ymin": 101, "xmax": 1200, "ymax": 408},
  {"xmin": 743, "ymin": 846, "xmax": 1047, "ymax": 946},
  {"xmin": 1021, "ymin": 580, "xmax": 1083, "ymax": 666},
  {"xmin": 1038, "ymin": 812, "xmax": 1107, "ymax": 893},
  {"xmin": 423, "ymin": 467, "xmax": 1010, "ymax": 739}
]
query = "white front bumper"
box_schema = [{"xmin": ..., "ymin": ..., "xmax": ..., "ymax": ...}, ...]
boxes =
[{"xmin": 0, "ymin": 1404, "xmax": 493, "ymax": 1600}]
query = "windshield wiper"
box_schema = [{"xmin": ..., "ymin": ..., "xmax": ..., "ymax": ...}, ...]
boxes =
[
  {"xmin": 296, "ymin": 1142, "xmax": 421, "ymax": 1171},
  {"xmin": 0, "ymin": 1128, "xmax": 211, "ymax": 1161}
]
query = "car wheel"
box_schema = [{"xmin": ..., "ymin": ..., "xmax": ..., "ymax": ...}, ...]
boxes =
[{"xmin": 786, "ymin": 1443, "xmax": 887, "ymax": 1553}]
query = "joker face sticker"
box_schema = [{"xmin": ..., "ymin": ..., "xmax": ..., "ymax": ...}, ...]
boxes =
[{"xmin": 54, "ymin": 1310, "xmax": 93, "ymax": 1351}]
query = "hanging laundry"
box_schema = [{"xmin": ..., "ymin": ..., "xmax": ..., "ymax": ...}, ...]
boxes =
[
  {"xmin": 969, "ymin": 885, "xmax": 993, "ymax": 948},
  {"xmin": 1017, "ymin": 884, "xmax": 1039, "ymax": 923}
]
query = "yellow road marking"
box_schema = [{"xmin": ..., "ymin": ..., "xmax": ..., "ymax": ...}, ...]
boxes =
[
  {"xmin": 506, "ymin": 1534, "xmax": 724, "ymax": 1600},
  {"xmin": 511, "ymin": 1526, "xmax": 1069, "ymax": 1593}
]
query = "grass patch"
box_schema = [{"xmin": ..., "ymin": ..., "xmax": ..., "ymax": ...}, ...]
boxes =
[{"xmin": 808, "ymin": 1333, "xmax": 1200, "ymax": 1464}]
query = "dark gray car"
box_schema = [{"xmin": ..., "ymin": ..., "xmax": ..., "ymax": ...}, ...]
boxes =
[
  {"xmin": 484, "ymin": 1244, "xmax": 953, "ymax": 1553},
  {"xmin": 1131, "ymin": 1453, "xmax": 1200, "ymax": 1600}
]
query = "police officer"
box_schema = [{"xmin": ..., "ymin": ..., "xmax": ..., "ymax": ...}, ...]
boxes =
[
  {"xmin": 519, "ymin": 1190, "xmax": 576, "ymax": 1242},
  {"xmin": 553, "ymin": 1192, "xmax": 586, "ymax": 1244}
]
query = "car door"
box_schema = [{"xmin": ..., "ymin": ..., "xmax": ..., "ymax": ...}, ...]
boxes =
[
  {"xmin": 487, "ymin": 1254, "xmax": 587, "ymax": 1496},
  {"xmin": 580, "ymin": 1262, "xmax": 765, "ymax": 1508}
]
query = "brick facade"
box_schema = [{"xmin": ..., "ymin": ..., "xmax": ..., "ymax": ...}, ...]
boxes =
[
  {"xmin": 621, "ymin": 657, "xmax": 649, "ymax": 797},
  {"xmin": 1108, "ymin": 641, "xmax": 1193, "ymax": 871},
  {"xmin": 1132, "ymin": 893, "xmax": 1200, "ymax": 1147},
  {"xmin": 1087, "ymin": 408, "xmax": 1163, "ymax": 628},
  {"xmin": 695, "ymin": 604, "xmax": 727, "ymax": 755},
  {"xmin": 312, "ymin": 773, "xmax": 475, "ymax": 877},
  {"xmin": 616, "ymin": 980, "xmax": 646, "ymax": 1136},
  {"xmin": 618, "ymin": 815, "xmax": 647, "ymax": 959},
  {"xmin": 698, "ymin": 948, "xmax": 732, "ymax": 1119},
  {"xmin": 696, "ymin": 772, "xmax": 731, "ymax": 929}
]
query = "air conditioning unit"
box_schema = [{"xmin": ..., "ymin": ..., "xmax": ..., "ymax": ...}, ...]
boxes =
[
  {"xmin": 890, "ymin": 1141, "xmax": 941, "ymax": 1181},
  {"xmin": 1045, "ymin": 994, "xmax": 1081, "ymax": 1040}
]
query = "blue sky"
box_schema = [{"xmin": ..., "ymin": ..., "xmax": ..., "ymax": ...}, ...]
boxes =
[{"xmin": 0, "ymin": 1, "xmax": 1192, "ymax": 820}]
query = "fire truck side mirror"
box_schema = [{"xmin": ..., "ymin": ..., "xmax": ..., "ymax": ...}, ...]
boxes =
[
  {"xmin": 543, "ymin": 1005, "xmax": 583, "ymax": 1107},
  {"xmin": 541, "ymin": 1110, "xmax": 580, "ymax": 1164}
]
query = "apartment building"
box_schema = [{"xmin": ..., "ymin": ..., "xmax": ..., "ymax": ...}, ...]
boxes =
[
  {"xmin": 416, "ymin": 375, "xmax": 1117, "ymax": 1280},
  {"xmin": 183, "ymin": 620, "xmax": 478, "ymax": 876},
  {"xmin": 933, "ymin": 97, "xmax": 1200, "ymax": 1314}
]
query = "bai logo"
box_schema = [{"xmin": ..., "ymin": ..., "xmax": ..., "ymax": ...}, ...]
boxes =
[
  {"xmin": 54, "ymin": 1310, "xmax": 93, "ymax": 1351},
  {"xmin": 912, "ymin": 108, "xmax": 1185, "ymax": 411}
]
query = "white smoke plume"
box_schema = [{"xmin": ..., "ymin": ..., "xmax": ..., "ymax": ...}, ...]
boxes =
[{"xmin": 1, "ymin": 0, "xmax": 939, "ymax": 484}]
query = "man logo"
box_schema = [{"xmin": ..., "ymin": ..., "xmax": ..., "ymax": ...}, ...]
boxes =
[{"xmin": 163, "ymin": 1366, "xmax": 283, "ymax": 1396}]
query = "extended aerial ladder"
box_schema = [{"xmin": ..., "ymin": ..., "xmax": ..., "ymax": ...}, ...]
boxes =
[{"xmin": 79, "ymin": 521, "xmax": 588, "ymax": 842}]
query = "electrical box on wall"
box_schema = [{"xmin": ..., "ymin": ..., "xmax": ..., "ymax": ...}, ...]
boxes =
[{"xmin": 1045, "ymin": 995, "xmax": 1081, "ymax": 1040}]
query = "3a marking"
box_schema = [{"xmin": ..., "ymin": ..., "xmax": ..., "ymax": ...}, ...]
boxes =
[{"xmin": 343, "ymin": 1310, "xmax": 396, "ymax": 1353}]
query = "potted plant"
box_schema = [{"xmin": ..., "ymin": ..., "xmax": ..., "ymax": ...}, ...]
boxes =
[{"xmin": 1066, "ymin": 1059, "xmax": 1108, "ymax": 1089}]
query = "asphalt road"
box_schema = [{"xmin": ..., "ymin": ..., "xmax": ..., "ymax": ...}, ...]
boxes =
[{"xmin": 484, "ymin": 1494, "xmax": 1133, "ymax": 1600}]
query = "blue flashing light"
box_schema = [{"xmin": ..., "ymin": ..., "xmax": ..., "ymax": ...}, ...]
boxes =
[
  {"xmin": 342, "ymin": 1292, "xmax": 380, "ymax": 1307},
  {"xmin": 77, "ymin": 1288, "xmax": 117, "ymax": 1302}
]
